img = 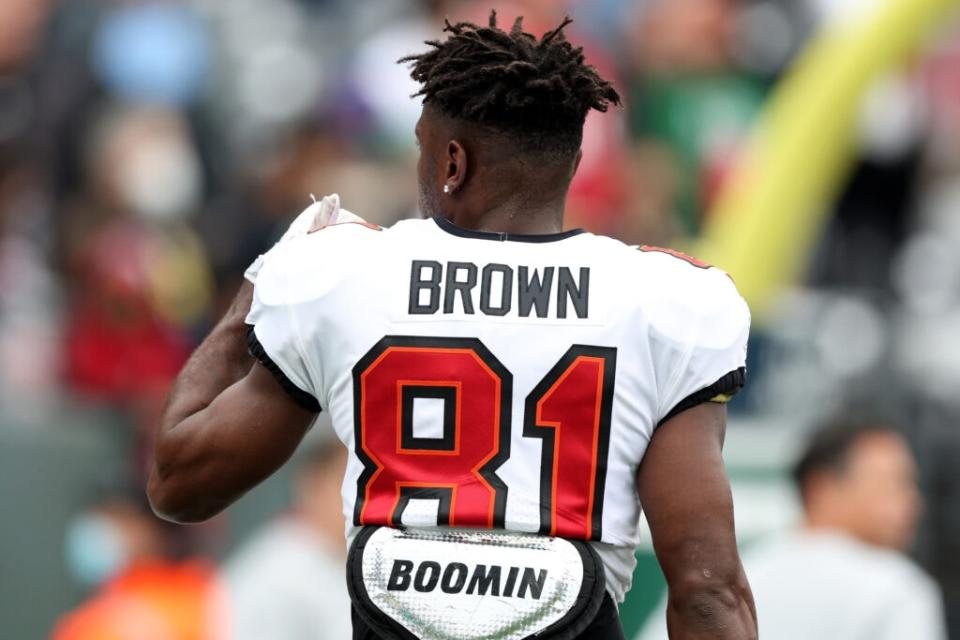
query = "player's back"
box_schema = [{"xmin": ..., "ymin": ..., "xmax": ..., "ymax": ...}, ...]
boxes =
[{"xmin": 247, "ymin": 215, "xmax": 750, "ymax": 601}]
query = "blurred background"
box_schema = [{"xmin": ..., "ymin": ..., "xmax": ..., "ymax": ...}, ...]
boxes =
[{"xmin": 2, "ymin": 0, "xmax": 960, "ymax": 637}]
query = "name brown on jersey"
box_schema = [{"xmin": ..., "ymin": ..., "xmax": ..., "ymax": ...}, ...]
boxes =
[{"xmin": 408, "ymin": 260, "xmax": 590, "ymax": 319}]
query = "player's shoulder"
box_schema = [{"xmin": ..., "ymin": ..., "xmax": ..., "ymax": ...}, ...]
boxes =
[
  {"xmin": 586, "ymin": 233, "xmax": 750, "ymax": 344},
  {"xmin": 255, "ymin": 215, "xmax": 387, "ymax": 305},
  {"xmin": 253, "ymin": 216, "xmax": 434, "ymax": 304},
  {"xmin": 633, "ymin": 243, "xmax": 737, "ymax": 299},
  {"xmin": 587, "ymin": 233, "xmax": 745, "ymax": 314},
  {"xmin": 307, "ymin": 215, "xmax": 429, "ymax": 244}
]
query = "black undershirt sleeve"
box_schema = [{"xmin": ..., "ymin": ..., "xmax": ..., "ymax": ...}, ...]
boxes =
[
  {"xmin": 658, "ymin": 367, "xmax": 746, "ymax": 427},
  {"xmin": 246, "ymin": 325, "xmax": 322, "ymax": 413}
]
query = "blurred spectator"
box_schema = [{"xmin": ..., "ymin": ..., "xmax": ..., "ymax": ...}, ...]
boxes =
[
  {"xmin": 0, "ymin": 152, "xmax": 61, "ymax": 420},
  {"xmin": 53, "ymin": 482, "xmax": 221, "ymax": 640},
  {"xmin": 0, "ymin": 0, "xmax": 52, "ymax": 73},
  {"xmin": 638, "ymin": 420, "xmax": 947, "ymax": 640},
  {"xmin": 61, "ymin": 105, "xmax": 212, "ymax": 458},
  {"xmin": 221, "ymin": 433, "xmax": 351, "ymax": 640},
  {"xmin": 625, "ymin": 0, "xmax": 768, "ymax": 238},
  {"xmin": 90, "ymin": 2, "xmax": 210, "ymax": 108},
  {"xmin": 743, "ymin": 422, "xmax": 945, "ymax": 639}
]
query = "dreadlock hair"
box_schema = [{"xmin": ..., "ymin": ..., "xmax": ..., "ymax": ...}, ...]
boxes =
[{"xmin": 400, "ymin": 11, "xmax": 621, "ymax": 159}]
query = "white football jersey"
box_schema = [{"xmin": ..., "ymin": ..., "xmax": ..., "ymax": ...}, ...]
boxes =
[{"xmin": 246, "ymin": 215, "xmax": 750, "ymax": 602}]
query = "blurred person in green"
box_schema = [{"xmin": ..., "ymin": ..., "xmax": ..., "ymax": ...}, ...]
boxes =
[
  {"xmin": 221, "ymin": 433, "xmax": 352, "ymax": 640},
  {"xmin": 625, "ymin": 0, "xmax": 769, "ymax": 238},
  {"xmin": 53, "ymin": 481, "xmax": 222, "ymax": 640},
  {"xmin": 637, "ymin": 420, "xmax": 947, "ymax": 640}
]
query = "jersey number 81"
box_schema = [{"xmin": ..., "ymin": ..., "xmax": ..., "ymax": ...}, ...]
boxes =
[{"xmin": 352, "ymin": 336, "xmax": 617, "ymax": 542}]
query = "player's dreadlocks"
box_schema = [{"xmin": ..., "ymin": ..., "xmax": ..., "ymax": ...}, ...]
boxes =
[{"xmin": 400, "ymin": 11, "xmax": 621, "ymax": 157}]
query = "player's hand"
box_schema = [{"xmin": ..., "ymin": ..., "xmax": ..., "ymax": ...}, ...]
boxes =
[{"xmin": 244, "ymin": 193, "xmax": 366, "ymax": 284}]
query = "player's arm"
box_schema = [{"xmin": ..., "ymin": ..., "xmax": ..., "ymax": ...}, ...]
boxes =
[
  {"xmin": 147, "ymin": 281, "xmax": 315, "ymax": 523},
  {"xmin": 637, "ymin": 402, "xmax": 757, "ymax": 640}
]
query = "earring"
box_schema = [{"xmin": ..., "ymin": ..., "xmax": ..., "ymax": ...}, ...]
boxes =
[{"xmin": 443, "ymin": 185, "xmax": 451, "ymax": 194}]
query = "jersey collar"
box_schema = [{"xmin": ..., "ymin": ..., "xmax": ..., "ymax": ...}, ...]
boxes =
[{"xmin": 433, "ymin": 216, "xmax": 585, "ymax": 243}]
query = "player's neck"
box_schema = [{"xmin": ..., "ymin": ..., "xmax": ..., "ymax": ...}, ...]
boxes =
[{"xmin": 448, "ymin": 198, "xmax": 567, "ymax": 236}]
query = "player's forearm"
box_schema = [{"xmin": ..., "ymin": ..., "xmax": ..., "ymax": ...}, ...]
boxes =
[
  {"xmin": 149, "ymin": 281, "xmax": 255, "ymax": 520},
  {"xmin": 666, "ymin": 571, "xmax": 757, "ymax": 639}
]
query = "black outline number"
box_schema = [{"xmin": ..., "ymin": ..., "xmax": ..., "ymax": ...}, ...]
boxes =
[
  {"xmin": 524, "ymin": 346, "xmax": 617, "ymax": 540},
  {"xmin": 352, "ymin": 337, "xmax": 617, "ymax": 541},
  {"xmin": 352, "ymin": 336, "xmax": 511, "ymax": 529}
]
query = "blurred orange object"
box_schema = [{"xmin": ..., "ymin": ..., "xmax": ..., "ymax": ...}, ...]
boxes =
[{"xmin": 51, "ymin": 561, "xmax": 222, "ymax": 640}]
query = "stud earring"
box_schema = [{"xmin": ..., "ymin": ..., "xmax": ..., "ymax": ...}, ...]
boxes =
[{"xmin": 443, "ymin": 185, "xmax": 451, "ymax": 194}]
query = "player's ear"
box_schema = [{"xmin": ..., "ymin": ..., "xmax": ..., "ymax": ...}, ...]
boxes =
[{"xmin": 445, "ymin": 140, "xmax": 468, "ymax": 194}]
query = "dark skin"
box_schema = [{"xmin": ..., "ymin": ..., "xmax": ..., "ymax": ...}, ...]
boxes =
[
  {"xmin": 638, "ymin": 403, "xmax": 757, "ymax": 639},
  {"xmin": 149, "ymin": 103, "xmax": 756, "ymax": 639},
  {"xmin": 415, "ymin": 105, "xmax": 580, "ymax": 234},
  {"xmin": 147, "ymin": 284, "xmax": 315, "ymax": 523}
]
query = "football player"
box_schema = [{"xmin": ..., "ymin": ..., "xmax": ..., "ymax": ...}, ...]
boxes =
[{"xmin": 149, "ymin": 13, "xmax": 757, "ymax": 640}]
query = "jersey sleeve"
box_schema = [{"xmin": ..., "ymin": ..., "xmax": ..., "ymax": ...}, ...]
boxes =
[
  {"xmin": 245, "ymin": 242, "xmax": 322, "ymax": 413},
  {"xmin": 648, "ymin": 261, "xmax": 751, "ymax": 425}
]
